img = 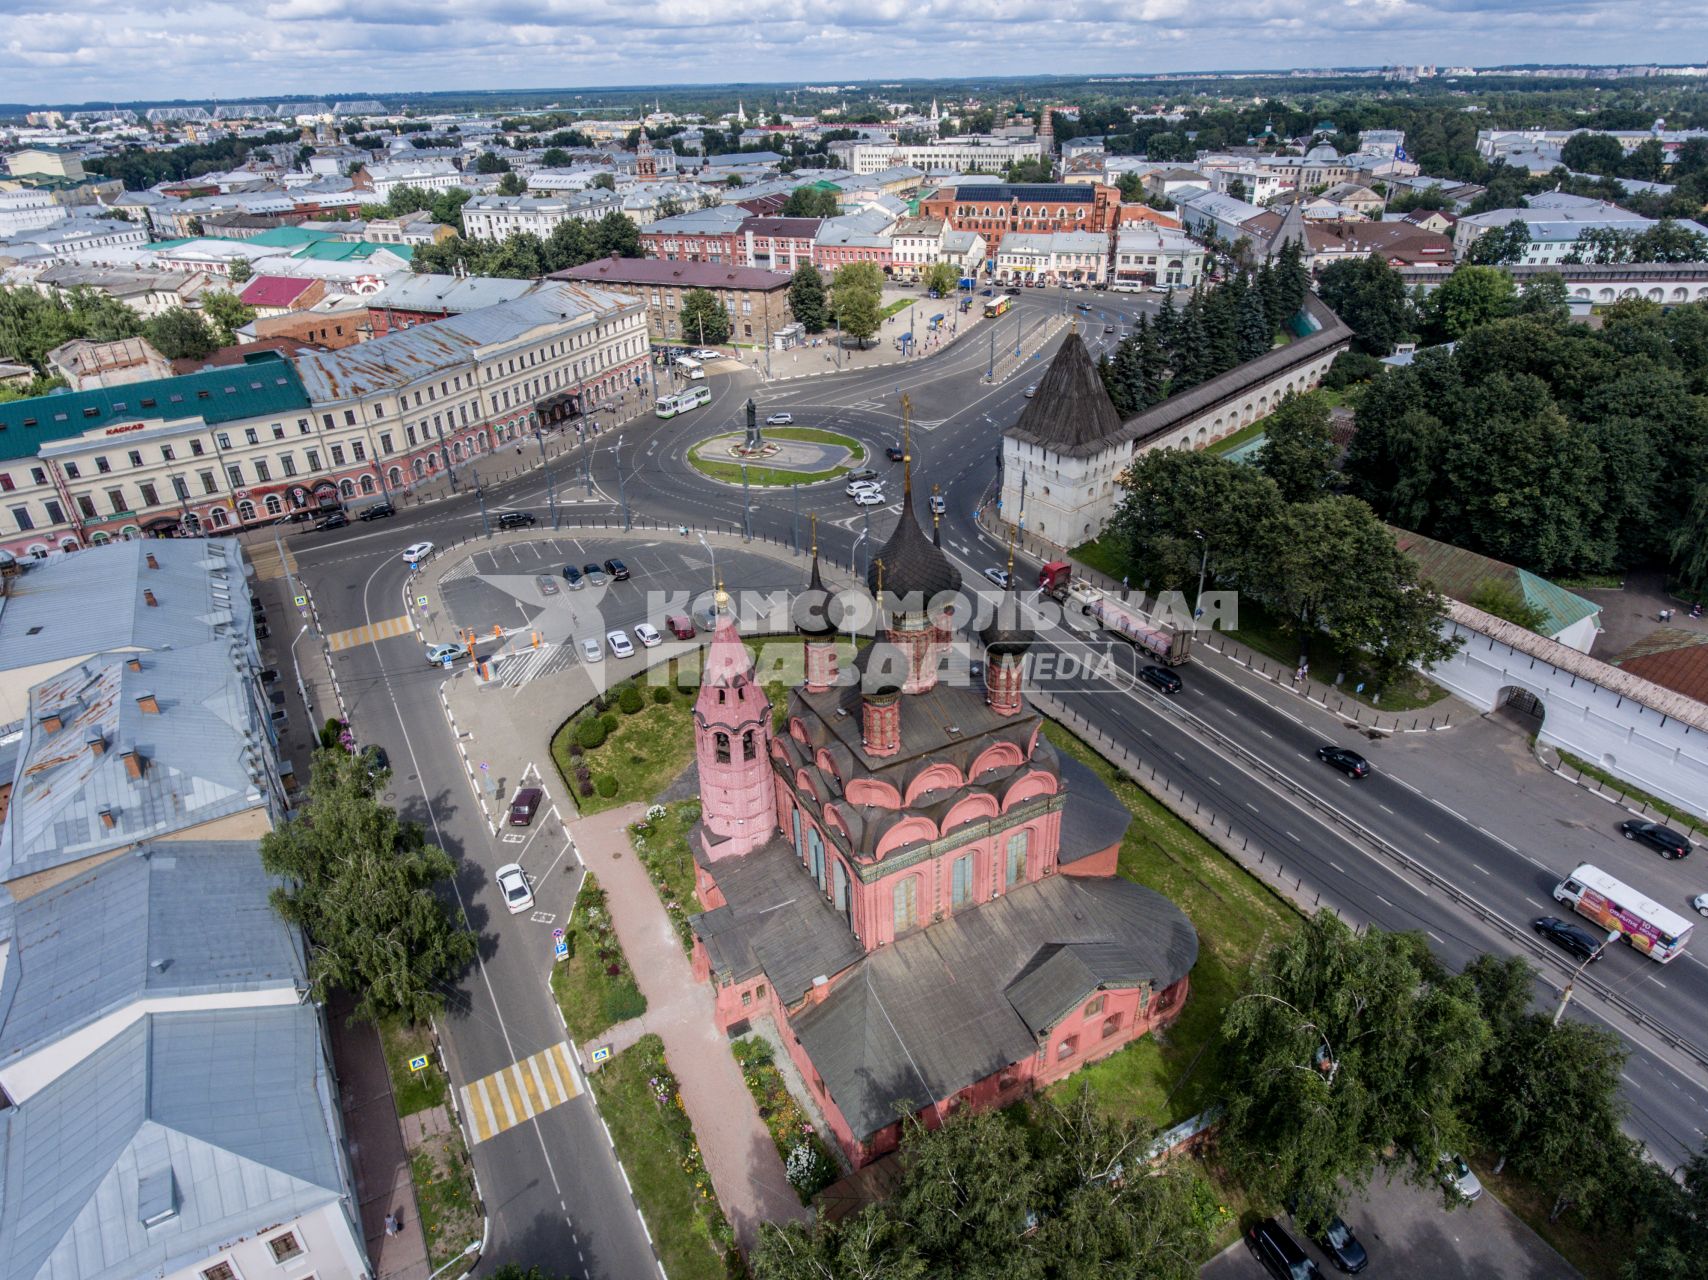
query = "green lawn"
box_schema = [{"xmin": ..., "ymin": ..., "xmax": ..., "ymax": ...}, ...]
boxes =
[
  {"xmin": 379, "ymin": 1019, "xmax": 448, "ymax": 1117},
  {"xmin": 1554, "ymin": 747, "xmax": 1706, "ymax": 840},
  {"xmin": 409, "ymin": 1137, "xmax": 480, "ymax": 1272},
  {"xmin": 1205, "ymin": 417, "xmax": 1268, "ymax": 456},
  {"xmin": 880, "ymin": 297, "xmax": 914, "ymax": 319},
  {"xmin": 551, "ymin": 686, "xmax": 697, "ymax": 815},
  {"xmin": 1068, "ymin": 535, "xmax": 1128, "ymax": 585},
  {"xmin": 1042, "ymin": 721, "xmax": 1302, "ymax": 1125},
  {"xmin": 550, "ymin": 874, "xmax": 647, "ymax": 1043},
  {"xmin": 592, "ymin": 1035, "xmax": 737, "ymax": 1280},
  {"xmin": 687, "ymin": 427, "xmax": 865, "ymax": 487},
  {"xmin": 629, "ymin": 800, "xmax": 704, "ymax": 953}
]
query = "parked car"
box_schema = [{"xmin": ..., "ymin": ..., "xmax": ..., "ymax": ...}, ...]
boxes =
[
  {"xmin": 426, "ymin": 643, "xmax": 462, "ymax": 666},
  {"xmin": 1316, "ymin": 745, "xmax": 1371, "ymax": 779},
  {"xmin": 603, "ymin": 558, "xmax": 630, "ymax": 581},
  {"xmin": 847, "ymin": 468, "xmax": 879, "ymax": 482},
  {"xmin": 983, "ymin": 567, "xmax": 1011, "ymax": 588},
  {"xmin": 257, "ymin": 668, "xmax": 280, "ymax": 684},
  {"xmin": 765, "ymin": 412, "xmax": 794, "ymax": 425},
  {"xmin": 1621, "ymin": 819, "xmax": 1692, "ymax": 859},
  {"xmin": 1438, "ymin": 1154, "xmax": 1483, "ymax": 1202},
  {"xmin": 1103, "ymin": 324, "xmax": 1115, "ymax": 333},
  {"xmin": 1075, "ymin": 301, "xmax": 1092, "ymax": 312},
  {"xmin": 1139, "ymin": 664, "xmax": 1183, "ymax": 694},
  {"xmin": 1532, "ymin": 915, "xmax": 1605, "ymax": 962},
  {"xmin": 981, "ymin": 287, "xmax": 994, "ymax": 296},
  {"xmin": 691, "ymin": 348, "xmax": 720, "ymax": 361},
  {"xmin": 402, "ymin": 541, "xmax": 434, "ymax": 563},
  {"xmin": 851, "ymin": 489, "xmax": 885, "ymax": 506},
  {"xmin": 607, "ymin": 629, "xmax": 635, "ymax": 658},
  {"xmin": 496, "ymin": 510, "xmax": 536, "ymax": 530},
  {"xmin": 634, "ymin": 622, "xmax": 662, "ymax": 648},
  {"xmin": 582, "ymin": 563, "xmax": 609, "ymax": 586},
  {"xmin": 496, "ymin": 862, "xmax": 535, "ymax": 913},
  {"xmin": 535, "ymin": 574, "xmax": 560, "ymax": 596},
  {"xmin": 1312, "ymin": 1214, "xmax": 1368, "ymax": 1274},
  {"xmin": 313, "ymin": 511, "xmax": 349, "ymax": 531},
  {"xmin": 886, "ymin": 445, "xmax": 905, "ymax": 461},
  {"xmin": 580, "ymin": 637, "xmax": 603, "ymax": 663},
  {"xmin": 666, "ymin": 614, "xmax": 696, "ymax": 640},
  {"xmin": 1004, "ymin": 286, "xmax": 1021, "ymax": 295},
  {"xmin": 1248, "ymin": 1218, "xmax": 1323, "ymax": 1280},
  {"xmin": 561, "ymin": 564, "xmax": 584, "ymax": 588},
  {"xmin": 357, "ymin": 501, "xmax": 395, "ymax": 521},
  {"xmin": 508, "ymin": 787, "xmax": 543, "ymax": 826}
]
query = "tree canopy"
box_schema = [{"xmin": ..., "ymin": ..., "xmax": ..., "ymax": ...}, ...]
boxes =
[
  {"xmin": 142, "ymin": 307, "xmax": 217, "ymax": 361},
  {"xmin": 1317, "ymin": 255, "xmax": 1411, "ymax": 355},
  {"xmin": 259, "ymin": 745, "xmax": 475, "ymax": 1025},
  {"xmin": 411, "ymin": 212, "xmax": 642, "ymax": 279},
  {"xmin": 0, "ymin": 285, "xmax": 144, "ymax": 372},
  {"xmin": 678, "ymin": 288, "xmax": 731, "ymax": 345},
  {"xmin": 782, "ymin": 186, "xmax": 840, "ymax": 218},
  {"xmin": 788, "ymin": 264, "xmax": 829, "ymax": 334}
]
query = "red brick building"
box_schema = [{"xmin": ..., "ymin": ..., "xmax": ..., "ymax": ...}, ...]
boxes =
[{"xmin": 917, "ymin": 182, "xmax": 1121, "ymax": 255}]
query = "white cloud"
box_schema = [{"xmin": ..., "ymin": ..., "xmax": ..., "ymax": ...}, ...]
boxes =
[{"xmin": 0, "ymin": 0, "xmax": 1696, "ymax": 104}]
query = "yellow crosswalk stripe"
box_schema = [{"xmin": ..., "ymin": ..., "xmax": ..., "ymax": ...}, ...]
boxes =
[
  {"xmin": 246, "ymin": 541, "xmax": 298, "ymax": 582},
  {"xmin": 457, "ymin": 1042, "xmax": 581, "ymax": 1145},
  {"xmin": 327, "ymin": 614, "xmax": 415, "ymax": 652}
]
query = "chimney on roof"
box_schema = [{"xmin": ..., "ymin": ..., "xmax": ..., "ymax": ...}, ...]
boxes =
[
  {"xmin": 143, "ymin": 589, "xmax": 158, "ymax": 607},
  {"xmin": 88, "ymin": 729, "xmax": 106, "ymax": 756},
  {"xmin": 122, "ymin": 748, "xmax": 145, "ymax": 780},
  {"xmin": 38, "ymin": 710, "xmax": 62, "ymax": 733},
  {"xmin": 145, "ymin": 552, "xmax": 159, "ymax": 570},
  {"xmin": 126, "ymin": 656, "xmax": 143, "ymax": 672},
  {"xmin": 99, "ymin": 807, "xmax": 116, "ymax": 829},
  {"xmin": 136, "ymin": 692, "xmax": 159, "ymax": 715}
]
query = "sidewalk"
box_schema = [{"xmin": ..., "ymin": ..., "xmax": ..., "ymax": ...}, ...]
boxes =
[
  {"xmin": 573, "ymin": 807, "xmax": 811, "ymax": 1251},
  {"xmin": 325, "ymin": 993, "xmax": 432, "ymax": 1280}
]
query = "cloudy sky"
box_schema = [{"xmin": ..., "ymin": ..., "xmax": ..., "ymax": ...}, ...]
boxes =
[{"xmin": 5, "ymin": 0, "xmax": 1699, "ymax": 106}]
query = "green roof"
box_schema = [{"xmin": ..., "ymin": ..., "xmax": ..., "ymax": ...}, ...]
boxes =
[
  {"xmin": 0, "ymin": 354, "xmax": 311, "ymax": 463},
  {"xmin": 244, "ymin": 226, "xmax": 338, "ymax": 249},
  {"xmin": 291, "ymin": 239, "xmax": 413, "ymax": 262},
  {"xmin": 1391, "ymin": 527, "xmax": 1600, "ymax": 638},
  {"xmin": 144, "ymin": 237, "xmax": 196, "ymax": 250}
]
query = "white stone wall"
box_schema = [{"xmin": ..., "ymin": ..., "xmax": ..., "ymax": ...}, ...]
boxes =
[
  {"xmin": 1136, "ymin": 346, "xmax": 1343, "ymax": 456},
  {"xmin": 1426, "ymin": 613, "xmax": 1708, "ymax": 819}
]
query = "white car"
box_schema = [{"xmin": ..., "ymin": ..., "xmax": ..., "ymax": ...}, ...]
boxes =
[
  {"xmin": 1693, "ymin": 892, "xmax": 1708, "ymax": 918},
  {"xmin": 984, "ymin": 567, "xmax": 1011, "ymax": 588},
  {"xmin": 607, "ymin": 629, "xmax": 635, "ymax": 658},
  {"xmin": 1023, "ymin": 385, "xmax": 1037, "ymax": 398},
  {"xmin": 402, "ymin": 541, "xmax": 434, "ymax": 563},
  {"xmin": 495, "ymin": 862, "xmax": 534, "ymax": 915},
  {"xmin": 845, "ymin": 479, "xmax": 882, "ymax": 497},
  {"xmin": 691, "ymin": 348, "xmax": 719, "ymax": 361},
  {"xmin": 851, "ymin": 489, "xmax": 886, "ymax": 506},
  {"xmin": 765, "ymin": 412, "xmax": 794, "ymax": 425},
  {"xmin": 929, "ymin": 494, "xmax": 947, "ymax": 515},
  {"xmin": 686, "ymin": 368, "xmax": 705, "ymax": 381},
  {"xmin": 634, "ymin": 622, "xmax": 662, "ymax": 648},
  {"xmin": 581, "ymin": 637, "xmax": 603, "ymax": 663},
  {"xmin": 1438, "ymin": 1154, "xmax": 1483, "ymax": 1203}
]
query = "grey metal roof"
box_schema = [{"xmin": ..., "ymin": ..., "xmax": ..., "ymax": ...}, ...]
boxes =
[
  {"xmin": 0, "ymin": 1006, "xmax": 348, "ymax": 1280},
  {"xmin": 1, "ymin": 640, "xmax": 270, "ymax": 883},
  {"xmin": 292, "ymin": 281, "xmax": 629, "ymax": 402},
  {"xmin": 0, "ymin": 540, "xmax": 249, "ymax": 669},
  {"xmin": 0, "ymin": 842, "xmax": 304, "ymax": 1069},
  {"xmin": 365, "ymin": 273, "xmax": 536, "ymax": 315},
  {"xmin": 792, "ymin": 875, "xmax": 1198, "ymax": 1141},
  {"xmin": 1056, "ymin": 752, "xmax": 1133, "ymax": 864}
]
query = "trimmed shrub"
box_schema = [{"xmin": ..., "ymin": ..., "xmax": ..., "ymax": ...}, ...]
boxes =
[
  {"xmin": 596, "ymin": 774, "xmax": 619, "ymax": 798},
  {"xmin": 601, "ymin": 713, "xmax": 618, "ymax": 733},
  {"xmin": 568, "ymin": 743, "xmax": 583, "ymax": 758},
  {"xmin": 652, "ymin": 685, "xmax": 672, "ymax": 705},
  {"xmin": 618, "ymin": 685, "xmax": 644, "ymax": 715},
  {"xmin": 579, "ymin": 779, "xmax": 595, "ymax": 798},
  {"xmin": 575, "ymin": 717, "xmax": 608, "ymax": 750}
]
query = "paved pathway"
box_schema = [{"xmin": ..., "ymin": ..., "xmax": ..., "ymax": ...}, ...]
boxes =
[{"xmin": 571, "ymin": 805, "xmax": 812, "ymax": 1250}]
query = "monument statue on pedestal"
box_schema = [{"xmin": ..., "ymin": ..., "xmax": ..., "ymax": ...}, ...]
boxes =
[{"xmin": 744, "ymin": 398, "xmax": 764, "ymax": 452}]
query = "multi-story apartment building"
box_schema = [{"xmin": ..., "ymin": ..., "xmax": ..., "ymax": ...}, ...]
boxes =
[
  {"xmin": 1111, "ymin": 227, "xmax": 1205, "ymax": 290},
  {"xmin": 552, "ymin": 258, "xmax": 792, "ymax": 344},
  {"xmin": 640, "ymin": 206, "xmax": 749, "ymax": 264},
  {"xmin": 916, "ymin": 181, "xmax": 1121, "ymax": 256},
  {"xmin": 993, "ymin": 231, "xmax": 1109, "ymax": 286},
  {"xmin": 357, "ymin": 159, "xmax": 461, "ymax": 200},
  {"xmin": 843, "ymin": 136, "xmax": 1044, "ymax": 176},
  {"xmin": 0, "ymin": 283, "xmax": 645, "ymax": 559},
  {"xmin": 460, "ymin": 191, "xmax": 620, "ymax": 241},
  {"xmin": 889, "ymin": 217, "xmax": 945, "ymax": 280}
]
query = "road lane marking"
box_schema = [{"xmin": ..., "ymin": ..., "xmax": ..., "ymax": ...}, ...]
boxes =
[
  {"xmin": 1471, "ymin": 862, "xmax": 1490, "ymax": 875},
  {"xmin": 459, "ymin": 1042, "xmax": 581, "ymax": 1145},
  {"xmin": 1425, "ymin": 833, "xmax": 1441, "ymax": 844},
  {"xmin": 328, "ymin": 613, "xmax": 415, "ymax": 651}
]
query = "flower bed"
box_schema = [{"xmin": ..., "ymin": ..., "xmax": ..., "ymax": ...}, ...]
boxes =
[
  {"xmin": 550, "ymin": 874, "xmax": 646, "ymax": 1043},
  {"xmin": 629, "ymin": 801, "xmax": 703, "ymax": 954},
  {"xmin": 731, "ymin": 1036, "xmax": 839, "ymax": 1203}
]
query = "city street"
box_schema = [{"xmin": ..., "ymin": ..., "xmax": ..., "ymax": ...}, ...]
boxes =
[{"xmin": 287, "ymin": 285, "xmax": 1708, "ymax": 1276}]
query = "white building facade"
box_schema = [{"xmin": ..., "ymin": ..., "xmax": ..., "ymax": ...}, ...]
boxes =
[{"xmin": 1111, "ymin": 228, "xmax": 1205, "ymax": 290}]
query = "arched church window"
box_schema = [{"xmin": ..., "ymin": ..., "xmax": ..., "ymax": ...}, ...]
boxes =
[
  {"xmin": 742, "ymin": 729, "xmax": 756, "ymax": 760},
  {"xmin": 714, "ymin": 732, "xmax": 731, "ymax": 764}
]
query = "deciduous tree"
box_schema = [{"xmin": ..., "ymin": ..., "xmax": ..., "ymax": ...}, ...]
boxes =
[
  {"xmin": 678, "ymin": 288, "xmax": 731, "ymax": 345},
  {"xmin": 1318, "ymin": 254, "xmax": 1411, "ymax": 355},
  {"xmin": 1257, "ymin": 392, "xmax": 1338, "ymax": 503},
  {"xmin": 1428, "ymin": 265, "xmax": 1517, "ymax": 340},
  {"xmin": 833, "ymin": 286, "xmax": 881, "ymax": 348},
  {"xmin": 142, "ymin": 306, "xmax": 216, "ymax": 360},
  {"xmin": 202, "ymin": 292, "xmax": 255, "ymax": 347},
  {"xmin": 788, "ymin": 264, "xmax": 828, "ymax": 333}
]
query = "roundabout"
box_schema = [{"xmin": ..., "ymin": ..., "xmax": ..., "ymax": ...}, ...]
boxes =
[{"xmin": 686, "ymin": 425, "xmax": 865, "ymax": 487}]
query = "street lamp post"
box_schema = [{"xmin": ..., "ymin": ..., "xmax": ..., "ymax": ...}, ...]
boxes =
[
  {"xmin": 1193, "ymin": 529, "xmax": 1209, "ymax": 623},
  {"xmin": 535, "ymin": 428, "xmax": 558, "ymax": 529},
  {"xmin": 1553, "ymin": 930, "xmax": 1622, "ymax": 1025},
  {"xmin": 616, "ymin": 435, "xmax": 630, "ymax": 531},
  {"xmin": 740, "ymin": 462, "xmax": 751, "ymax": 542},
  {"xmin": 852, "ymin": 527, "xmax": 869, "ymax": 581},
  {"xmin": 472, "ymin": 465, "xmax": 490, "ymax": 536}
]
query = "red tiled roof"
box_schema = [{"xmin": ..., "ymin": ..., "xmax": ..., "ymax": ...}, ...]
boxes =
[
  {"xmin": 1616, "ymin": 634, "xmax": 1708, "ymax": 704},
  {"xmin": 238, "ymin": 275, "xmax": 315, "ymax": 309}
]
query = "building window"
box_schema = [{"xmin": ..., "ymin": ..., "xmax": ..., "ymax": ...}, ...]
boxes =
[
  {"xmin": 273, "ymin": 424, "xmax": 286, "ymax": 440},
  {"xmin": 107, "ymin": 487, "xmax": 126, "ymax": 514},
  {"xmin": 352, "ymin": 441, "xmax": 366, "ymax": 462},
  {"xmin": 951, "ymin": 853, "xmax": 974, "ymax": 909},
  {"xmin": 200, "ymin": 470, "xmax": 218, "ymax": 495},
  {"xmin": 254, "ymin": 461, "xmax": 271, "ymax": 482},
  {"xmin": 44, "ymin": 499, "xmax": 64, "ymax": 524},
  {"xmin": 191, "ymin": 439, "xmax": 206, "ymax": 456},
  {"xmin": 95, "ymin": 455, "xmax": 111, "ymax": 473},
  {"xmin": 268, "ymin": 1232, "xmax": 303, "ymax": 1263},
  {"xmin": 77, "ymin": 494, "xmax": 97, "ymax": 519},
  {"xmin": 215, "ymin": 433, "xmax": 231, "ymax": 449},
  {"xmin": 201, "ymin": 1264, "xmax": 237, "ymax": 1280},
  {"xmin": 139, "ymin": 482, "xmax": 158, "ymax": 507},
  {"xmin": 11, "ymin": 506, "xmax": 33, "ymax": 531},
  {"xmin": 1085, "ymin": 994, "xmax": 1105, "ymax": 1018},
  {"xmin": 225, "ymin": 464, "xmax": 243, "ymax": 488},
  {"xmin": 281, "ymin": 454, "xmax": 297, "ymax": 477},
  {"xmin": 1102, "ymin": 1014, "xmax": 1123, "ymax": 1039},
  {"xmin": 128, "ymin": 449, "xmax": 143, "ymax": 467},
  {"xmin": 64, "ymin": 461, "xmax": 81, "ymax": 479},
  {"xmin": 1057, "ymin": 1035, "xmax": 1078, "ymax": 1060},
  {"xmin": 306, "ymin": 449, "xmax": 321, "ymax": 471},
  {"xmin": 714, "ymin": 731, "xmax": 730, "ymax": 764},
  {"xmin": 30, "ymin": 466, "xmax": 47, "ymax": 484},
  {"xmin": 1006, "ymin": 829, "xmax": 1030, "ymax": 889},
  {"xmin": 892, "ymin": 875, "xmax": 919, "ymax": 934},
  {"xmin": 330, "ymin": 444, "xmax": 346, "ymax": 466},
  {"xmin": 379, "ymin": 432, "xmax": 394, "ymax": 454},
  {"xmin": 244, "ymin": 428, "xmax": 259, "ymax": 445}
]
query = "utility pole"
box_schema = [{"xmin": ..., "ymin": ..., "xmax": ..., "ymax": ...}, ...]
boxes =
[
  {"xmin": 433, "ymin": 419, "xmax": 459, "ymax": 494},
  {"xmin": 535, "ymin": 428, "xmax": 557, "ymax": 529},
  {"xmin": 583, "ymin": 431, "xmax": 593, "ymax": 496},
  {"xmin": 616, "ymin": 435, "xmax": 630, "ymax": 531},
  {"xmin": 1193, "ymin": 529, "xmax": 1208, "ymax": 622},
  {"xmin": 792, "ymin": 482, "xmax": 800, "ymax": 554},
  {"xmin": 988, "ymin": 320, "xmax": 996, "ymax": 382},
  {"xmin": 740, "ymin": 462, "xmax": 752, "ymax": 541}
]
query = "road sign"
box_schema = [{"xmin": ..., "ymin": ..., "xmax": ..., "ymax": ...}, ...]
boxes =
[
  {"xmin": 293, "ymin": 595, "xmax": 306, "ymax": 607},
  {"xmin": 591, "ymin": 1045, "xmax": 611, "ymax": 1063},
  {"xmin": 408, "ymin": 1054, "xmax": 429, "ymax": 1073},
  {"xmin": 479, "ymin": 762, "xmax": 488, "ymax": 771},
  {"xmin": 417, "ymin": 595, "xmax": 429, "ymax": 607},
  {"xmin": 553, "ymin": 927, "xmax": 568, "ymax": 962}
]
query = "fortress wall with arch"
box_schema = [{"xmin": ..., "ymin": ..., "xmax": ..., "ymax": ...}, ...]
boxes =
[{"xmin": 1427, "ymin": 602, "xmax": 1708, "ymax": 819}]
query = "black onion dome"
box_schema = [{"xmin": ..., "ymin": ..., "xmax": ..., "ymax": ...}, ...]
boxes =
[
  {"xmin": 866, "ymin": 490, "xmax": 962, "ymax": 603},
  {"xmin": 980, "ymin": 582, "xmax": 1033, "ymax": 657},
  {"xmin": 856, "ymin": 641, "xmax": 908, "ymax": 698},
  {"xmin": 793, "ymin": 553, "xmax": 838, "ymax": 637}
]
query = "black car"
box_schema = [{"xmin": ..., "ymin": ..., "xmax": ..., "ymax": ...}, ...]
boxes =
[
  {"xmin": 496, "ymin": 510, "xmax": 537, "ymax": 530},
  {"xmin": 1138, "ymin": 665, "xmax": 1182, "ymax": 694},
  {"xmin": 257, "ymin": 668, "xmax": 280, "ymax": 684},
  {"xmin": 980, "ymin": 287, "xmax": 994, "ymax": 296},
  {"xmin": 1533, "ymin": 916, "xmax": 1605, "ymax": 962},
  {"xmin": 886, "ymin": 445, "xmax": 905, "ymax": 462},
  {"xmin": 583, "ymin": 562, "xmax": 609, "ymax": 585},
  {"xmin": 1004, "ymin": 285, "xmax": 1022, "ymax": 295},
  {"xmin": 1249, "ymin": 1218, "xmax": 1323, "ymax": 1280},
  {"xmin": 1316, "ymin": 745, "xmax": 1371, "ymax": 778},
  {"xmin": 1620, "ymin": 819, "xmax": 1691, "ymax": 859},
  {"xmin": 1313, "ymin": 1215, "xmax": 1368, "ymax": 1274},
  {"xmin": 561, "ymin": 564, "xmax": 583, "ymax": 587},
  {"xmin": 313, "ymin": 511, "xmax": 349, "ymax": 531},
  {"xmin": 357, "ymin": 501, "xmax": 395, "ymax": 521},
  {"xmin": 603, "ymin": 558, "xmax": 630, "ymax": 581}
]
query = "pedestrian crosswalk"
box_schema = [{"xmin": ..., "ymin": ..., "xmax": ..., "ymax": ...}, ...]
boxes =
[
  {"xmin": 459, "ymin": 1042, "xmax": 580, "ymax": 1144},
  {"xmin": 246, "ymin": 540, "xmax": 298, "ymax": 582},
  {"xmin": 327, "ymin": 614, "xmax": 415, "ymax": 652}
]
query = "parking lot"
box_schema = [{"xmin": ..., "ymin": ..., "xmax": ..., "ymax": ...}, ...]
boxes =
[{"xmin": 1201, "ymin": 1172, "xmax": 1579, "ymax": 1280}]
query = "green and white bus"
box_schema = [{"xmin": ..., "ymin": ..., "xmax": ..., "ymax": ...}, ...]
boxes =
[
  {"xmin": 655, "ymin": 393, "xmax": 684, "ymax": 419},
  {"xmin": 684, "ymin": 384, "xmax": 712, "ymax": 408}
]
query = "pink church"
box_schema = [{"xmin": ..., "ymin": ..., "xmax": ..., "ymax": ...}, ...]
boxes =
[{"xmin": 688, "ymin": 486, "xmax": 1198, "ymax": 1169}]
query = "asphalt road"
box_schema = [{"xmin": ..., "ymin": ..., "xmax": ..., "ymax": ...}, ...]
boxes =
[{"xmin": 293, "ymin": 285, "xmax": 1708, "ymax": 1274}]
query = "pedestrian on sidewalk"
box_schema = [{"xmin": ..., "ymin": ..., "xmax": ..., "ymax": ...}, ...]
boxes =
[{"xmin": 383, "ymin": 1213, "xmax": 397, "ymax": 1237}]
